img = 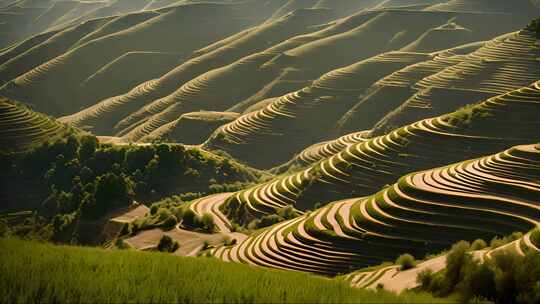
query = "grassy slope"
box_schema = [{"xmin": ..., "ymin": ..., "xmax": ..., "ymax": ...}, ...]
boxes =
[{"xmin": 0, "ymin": 238, "xmax": 447, "ymax": 303}]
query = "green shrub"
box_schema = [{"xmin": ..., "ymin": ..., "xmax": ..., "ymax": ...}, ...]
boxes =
[
  {"xmin": 202, "ymin": 240, "xmax": 210, "ymax": 250},
  {"xmin": 115, "ymin": 238, "xmax": 130, "ymax": 250},
  {"xmin": 173, "ymin": 206, "xmax": 185, "ymax": 220},
  {"xmin": 199, "ymin": 213, "xmax": 215, "ymax": 233},
  {"xmin": 419, "ymin": 232, "xmax": 540, "ymax": 303},
  {"xmin": 470, "ymin": 239, "xmax": 488, "ymax": 251},
  {"xmin": 247, "ymin": 219, "xmax": 261, "ymax": 230},
  {"xmin": 526, "ymin": 17, "xmax": 540, "ymax": 38},
  {"xmin": 259, "ymin": 214, "xmax": 281, "ymax": 228},
  {"xmin": 458, "ymin": 261, "xmax": 496, "ymax": 302},
  {"xmin": 181, "ymin": 208, "xmax": 197, "ymax": 227},
  {"xmin": 490, "ymin": 232, "xmax": 523, "ymax": 249},
  {"xmin": 530, "ymin": 229, "xmax": 540, "ymax": 248},
  {"xmin": 396, "ymin": 253, "xmax": 416, "ymax": 270},
  {"xmin": 277, "ymin": 205, "xmax": 297, "ymax": 220},
  {"xmin": 444, "ymin": 241, "xmax": 471, "ymax": 290},
  {"xmin": 490, "ymin": 236, "xmax": 507, "ymax": 249},
  {"xmin": 230, "ymin": 222, "xmax": 241, "ymax": 232},
  {"xmin": 150, "ymin": 205, "xmax": 159, "ymax": 215},
  {"xmin": 157, "ymin": 235, "xmax": 179, "ymax": 253},
  {"xmin": 163, "ymin": 214, "xmax": 178, "ymax": 229},
  {"xmin": 416, "ymin": 269, "xmax": 435, "ymax": 289},
  {"xmin": 223, "ymin": 236, "xmax": 237, "ymax": 246},
  {"xmin": 514, "ymin": 252, "xmax": 540, "ymax": 304},
  {"xmin": 120, "ymin": 223, "xmax": 131, "ymax": 236}
]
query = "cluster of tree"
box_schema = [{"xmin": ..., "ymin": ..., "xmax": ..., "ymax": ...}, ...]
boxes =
[
  {"xmin": 526, "ymin": 17, "xmax": 540, "ymax": 37},
  {"xmin": 417, "ymin": 233, "xmax": 540, "ymax": 304},
  {"xmin": 157, "ymin": 235, "xmax": 180, "ymax": 253},
  {"xmin": 247, "ymin": 205, "xmax": 299, "ymax": 230},
  {"xmin": 0, "ymin": 134, "xmax": 257, "ymax": 243},
  {"xmin": 124, "ymin": 200, "xmax": 217, "ymax": 235}
]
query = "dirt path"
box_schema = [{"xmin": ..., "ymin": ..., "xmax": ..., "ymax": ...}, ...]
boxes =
[
  {"xmin": 125, "ymin": 224, "xmax": 247, "ymax": 256},
  {"xmin": 190, "ymin": 192, "xmax": 234, "ymax": 233}
]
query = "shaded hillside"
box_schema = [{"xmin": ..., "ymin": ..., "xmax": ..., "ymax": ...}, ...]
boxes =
[
  {"xmin": 426, "ymin": 0, "xmax": 540, "ymax": 13},
  {"xmin": 141, "ymin": 111, "xmax": 240, "ymax": 145},
  {"xmin": 203, "ymin": 52, "xmax": 431, "ymax": 168},
  {"xmin": 1, "ymin": 2, "xmax": 528, "ymax": 128},
  {"xmin": 0, "ymin": 2, "xmax": 271, "ymax": 115},
  {"xmin": 0, "ymin": 97, "xmax": 73, "ymax": 153},
  {"xmin": 221, "ymin": 80, "xmax": 540, "ymax": 223},
  {"xmin": 214, "ymin": 143, "xmax": 540, "ymax": 275},
  {"xmin": 369, "ymin": 27, "xmax": 540, "ymax": 136},
  {"xmin": 112, "ymin": 9, "xmax": 528, "ymax": 143},
  {"xmin": 0, "ymin": 0, "xmax": 360, "ymax": 111},
  {"xmin": 58, "ymin": 8, "xmax": 337, "ymax": 134},
  {"xmin": 0, "ymin": 0, "xmax": 177, "ymax": 49},
  {"xmin": 202, "ymin": 25, "xmax": 539, "ymax": 169}
]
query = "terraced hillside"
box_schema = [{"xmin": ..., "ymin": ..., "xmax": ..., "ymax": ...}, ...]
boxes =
[
  {"xmin": 113, "ymin": 9, "xmax": 530, "ymax": 141},
  {"xmin": 273, "ymin": 130, "xmax": 370, "ymax": 173},
  {"xmin": 0, "ymin": 0, "xmax": 179, "ymax": 49},
  {"xmin": 426, "ymin": 0, "xmax": 540, "ymax": 13},
  {"xmin": 140, "ymin": 111, "xmax": 240, "ymax": 145},
  {"xmin": 213, "ymin": 143, "xmax": 540, "ymax": 275},
  {"xmin": 1, "ymin": 2, "xmax": 540, "ymax": 301},
  {"xmin": 203, "ymin": 26, "xmax": 540, "ymax": 169},
  {"xmin": 202, "ymin": 51, "xmax": 431, "ymax": 168},
  {"xmin": 0, "ymin": 97, "xmax": 72, "ymax": 153},
  {"xmin": 369, "ymin": 27, "xmax": 540, "ymax": 136},
  {"xmin": 54, "ymin": 7, "xmax": 335, "ymax": 129},
  {"xmin": 221, "ymin": 80, "xmax": 540, "ymax": 222},
  {"xmin": 0, "ymin": 2, "xmax": 279, "ymax": 115},
  {"xmin": 338, "ymin": 24, "xmax": 540, "ymax": 136},
  {"xmin": 2, "ymin": 1, "xmax": 531, "ymax": 128},
  {"xmin": 336, "ymin": 41, "xmax": 483, "ymax": 135},
  {"xmin": 0, "ymin": 0, "xmax": 399, "ymax": 117}
]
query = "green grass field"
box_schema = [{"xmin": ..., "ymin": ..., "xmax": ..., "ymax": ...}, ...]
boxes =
[{"xmin": 0, "ymin": 238, "xmax": 449, "ymax": 303}]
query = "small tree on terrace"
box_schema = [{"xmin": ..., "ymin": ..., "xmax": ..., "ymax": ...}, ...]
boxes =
[{"xmin": 157, "ymin": 235, "xmax": 179, "ymax": 253}]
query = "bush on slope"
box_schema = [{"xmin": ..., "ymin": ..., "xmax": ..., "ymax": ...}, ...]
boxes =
[
  {"xmin": 417, "ymin": 235, "xmax": 540, "ymax": 304},
  {"xmin": 526, "ymin": 16, "xmax": 540, "ymax": 37}
]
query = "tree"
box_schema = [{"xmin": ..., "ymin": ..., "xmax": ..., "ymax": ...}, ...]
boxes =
[
  {"xmin": 200, "ymin": 213, "xmax": 215, "ymax": 232},
  {"xmin": 445, "ymin": 241, "xmax": 471, "ymax": 289},
  {"xmin": 181, "ymin": 208, "xmax": 197, "ymax": 228},
  {"xmin": 470, "ymin": 239, "xmax": 487, "ymax": 251},
  {"xmin": 125, "ymin": 146, "xmax": 155, "ymax": 172},
  {"xmin": 82, "ymin": 173, "xmax": 134, "ymax": 219},
  {"xmin": 526, "ymin": 17, "xmax": 540, "ymax": 38},
  {"xmin": 79, "ymin": 135, "xmax": 98, "ymax": 160},
  {"xmin": 396, "ymin": 253, "xmax": 416, "ymax": 270},
  {"xmin": 157, "ymin": 235, "xmax": 179, "ymax": 253},
  {"xmin": 277, "ymin": 205, "xmax": 297, "ymax": 220}
]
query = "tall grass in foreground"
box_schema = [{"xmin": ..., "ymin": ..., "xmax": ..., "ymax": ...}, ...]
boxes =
[{"xmin": 0, "ymin": 238, "xmax": 450, "ymax": 303}]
